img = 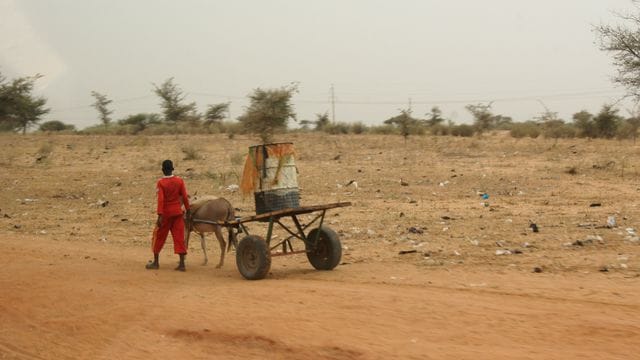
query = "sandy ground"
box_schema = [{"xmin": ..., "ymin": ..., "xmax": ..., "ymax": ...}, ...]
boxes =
[{"xmin": 1, "ymin": 133, "xmax": 639, "ymax": 359}]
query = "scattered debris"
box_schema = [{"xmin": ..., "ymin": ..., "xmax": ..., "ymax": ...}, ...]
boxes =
[
  {"xmin": 399, "ymin": 250, "xmax": 417, "ymax": 255},
  {"xmin": 572, "ymin": 235, "xmax": 603, "ymax": 247},
  {"xmin": 407, "ymin": 227, "xmax": 424, "ymax": 234},
  {"xmin": 332, "ymin": 154, "xmax": 341, "ymax": 160},
  {"xmin": 344, "ymin": 180, "xmax": 358, "ymax": 190},
  {"xmin": 441, "ymin": 215, "xmax": 452, "ymax": 220},
  {"xmin": 399, "ymin": 212, "xmax": 405, "ymax": 218},
  {"xmin": 96, "ymin": 199, "xmax": 109, "ymax": 207},
  {"xmin": 529, "ymin": 222, "xmax": 539, "ymax": 233},
  {"xmin": 589, "ymin": 203, "xmax": 601, "ymax": 207},
  {"xmin": 495, "ymin": 249, "xmax": 512, "ymax": 256},
  {"xmin": 599, "ymin": 266, "xmax": 609, "ymax": 273},
  {"xmin": 400, "ymin": 178, "xmax": 409, "ymax": 186},
  {"xmin": 226, "ymin": 184, "xmax": 239, "ymax": 192},
  {"xmin": 495, "ymin": 241, "xmax": 505, "ymax": 247},
  {"xmin": 593, "ymin": 161, "xmax": 615, "ymax": 170},
  {"xmin": 533, "ymin": 267, "xmax": 543, "ymax": 273},
  {"xmin": 13, "ymin": 224, "xmax": 21, "ymax": 229},
  {"xmin": 606, "ymin": 216, "xmax": 616, "ymax": 228}
]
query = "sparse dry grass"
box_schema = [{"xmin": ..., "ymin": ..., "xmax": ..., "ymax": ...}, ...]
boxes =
[{"xmin": 1, "ymin": 132, "xmax": 640, "ymax": 275}]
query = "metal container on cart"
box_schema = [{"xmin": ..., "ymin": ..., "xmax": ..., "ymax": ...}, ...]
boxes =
[{"xmin": 243, "ymin": 142, "xmax": 300, "ymax": 214}]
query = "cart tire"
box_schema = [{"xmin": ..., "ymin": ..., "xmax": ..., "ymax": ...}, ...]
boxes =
[
  {"xmin": 236, "ymin": 235, "xmax": 271, "ymax": 280},
  {"xmin": 306, "ymin": 226, "xmax": 342, "ymax": 270}
]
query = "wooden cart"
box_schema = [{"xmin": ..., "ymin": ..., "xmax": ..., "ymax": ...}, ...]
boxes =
[{"xmin": 213, "ymin": 202, "xmax": 351, "ymax": 280}]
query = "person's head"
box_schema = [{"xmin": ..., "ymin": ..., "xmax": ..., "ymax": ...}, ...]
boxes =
[{"xmin": 162, "ymin": 159, "xmax": 174, "ymax": 176}]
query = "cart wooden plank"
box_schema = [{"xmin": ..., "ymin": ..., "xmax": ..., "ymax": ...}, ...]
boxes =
[{"xmin": 193, "ymin": 202, "xmax": 351, "ymax": 227}]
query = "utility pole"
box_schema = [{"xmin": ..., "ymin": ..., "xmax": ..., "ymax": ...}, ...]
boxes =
[
  {"xmin": 330, "ymin": 84, "xmax": 336, "ymax": 124},
  {"xmin": 408, "ymin": 97, "xmax": 412, "ymax": 113}
]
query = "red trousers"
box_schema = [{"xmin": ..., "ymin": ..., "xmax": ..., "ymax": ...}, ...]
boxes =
[{"xmin": 152, "ymin": 214, "xmax": 186, "ymax": 254}]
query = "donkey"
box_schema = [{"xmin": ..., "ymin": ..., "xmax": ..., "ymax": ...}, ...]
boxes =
[{"xmin": 185, "ymin": 196, "xmax": 237, "ymax": 268}]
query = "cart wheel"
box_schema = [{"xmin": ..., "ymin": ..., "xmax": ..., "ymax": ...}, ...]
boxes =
[
  {"xmin": 236, "ymin": 235, "xmax": 271, "ymax": 280},
  {"xmin": 306, "ymin": 226, "xmax": 342, "ymax": 270}
]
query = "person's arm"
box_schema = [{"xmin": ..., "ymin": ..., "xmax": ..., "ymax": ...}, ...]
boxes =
[
  {"xmin": 180, "ymin": 178, "xmax": 190, "ymax": 211},
  {"xmin": 156, "ymin": 181, "xmax": 164, "ymax": 227}
]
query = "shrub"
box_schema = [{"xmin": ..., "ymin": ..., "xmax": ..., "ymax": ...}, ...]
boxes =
[
  {"xmin": 350, "ymin": 122, "xmax": 368, "ymax": 134},
  {"xmin": 39, "ymin": 120, "xmax": 75, "ymax": 132},
  {"xmin": 450, "ymin": 124, "xmax": 474, "ymax": 137},
  {"xmin": 323, "ymin": 122, "xmax": 350, "ymax": 134},
  {"xmin": 510, "ymin": 122, "xmax": 541, "ymax": 138},
  {"xmin": 181, "ymin": 145, "xmax": 202, "ymax": 160},
  {"xmin": 368, "ymin": 124, "xmax": 397, "ymax": 135},
  {"xmin": 430, "ymin": 124, "xmax": 450, "ymax": 136}
]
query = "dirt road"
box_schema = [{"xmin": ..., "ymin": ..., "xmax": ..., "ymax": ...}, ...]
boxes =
[{"xmin": 1, "ymin": 234, "xmax": 638, "ymax": 360}]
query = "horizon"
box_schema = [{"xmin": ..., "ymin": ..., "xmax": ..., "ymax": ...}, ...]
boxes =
[{"xmin": 1, "ymin": 0, "xmax": 637, "ymax": 130}]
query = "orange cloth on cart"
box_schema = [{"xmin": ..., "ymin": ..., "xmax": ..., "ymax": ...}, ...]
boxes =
[{"xmin": 240, "ymin": 143, "xmax": 297, "ymax": 196}]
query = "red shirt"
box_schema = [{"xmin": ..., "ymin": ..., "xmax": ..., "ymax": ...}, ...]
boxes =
[{"xmin": 156, "ymin": 175, "xmax": 190, "ymax": 216}]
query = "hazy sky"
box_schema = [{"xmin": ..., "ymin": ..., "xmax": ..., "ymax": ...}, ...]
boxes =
[{"xmin": 0, "ymin": 0, "xmax": 636, "ymax": 129}]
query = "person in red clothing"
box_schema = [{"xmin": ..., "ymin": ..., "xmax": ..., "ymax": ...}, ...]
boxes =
[{"xmin": 145, "ymin": 159, "xmax": 190, "ymax": 271}]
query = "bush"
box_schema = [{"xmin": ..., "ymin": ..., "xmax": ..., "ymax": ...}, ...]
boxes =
[
  {"xmin": 368, "ymin": 124, "xmax": 397, "ymax": 135},
  {"xmin": 350, "ymin": 122, "xmax": 368, "ymax": 134},
  {"xmin": 510, "ymin": 122, "xmax": 541, "ymax": 138},
  {"xmin": 450, "ymin": 124, "xmax": 475, "ymax": 137},
  {"xmin": 429, "ymin": 124, "xmax": 450, "ymax": 136},
  {"xmin": 39, "ymin": 120, "xmax": 75, "ymax": 132},
  {"xmin": 543, "ymin": 123, "xmax": 576, "ymax": 139},
  {"xmin": 323, "ymin": 122, "xmax": 350, "ymax": 134},
  {"xmin": 181, "ymin": 145, "xmax": 202, "ymax": 160}
]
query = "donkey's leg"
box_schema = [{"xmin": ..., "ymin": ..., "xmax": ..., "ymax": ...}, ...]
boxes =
[
  {"xmin": 200, "ymin": 233, "xmax": 208, "ymax": 266},
  {"xmin": 213, "ymin": 226, "xmax": 226, "ymax": 268}
]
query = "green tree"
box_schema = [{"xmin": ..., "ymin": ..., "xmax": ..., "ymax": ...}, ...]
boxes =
[
  {"xmin": 425, "ymin": 106, "xmax": 445, "ymax": 127},
  {"xmin": 314, "ymin": 112, "xmax": 330, "ymax": 131},
  {"xmin": 90, "ymin": 91, "xmax": 113, "ymax": 128},
  {"xmin": 153, "ymin": 78, "xmax": 197, "ymax": 123},
  {"xmin": 465, "ymin": 103, "xmax": 494, "ymax": 134},
  {"xmin": 39, "ymin": 120, "xmax": 75, "ymax": 132},
  {"xmin": 118, "ymin": 113, "xmax": 161, "ymax": 134},
  {"xmin": 594, "ymin": 104, "xmax": 622, "ymax": 138},
  {"xmin": 238, "ymin": 84, "xmax": 298, "ymax": 143},
  {"xmin": 572, "ymin": 110, "xmax": 596, "ymax": 138},
  {"xmin": 384, "ymin": 108, "xmax": 419, "ymax": 141},
  {"xmin": 0, "ymin": 73, "xmax": 49, "ymax": 134},
  {"xmin": 204, "ymin": 102, "xmax": 230, "ymax": 126},
  {"xmin": 597, "ymin": 5, "xmax": 640, "ymax": 99}
]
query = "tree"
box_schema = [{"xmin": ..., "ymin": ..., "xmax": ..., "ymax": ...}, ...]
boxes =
[
  {"xmin": 152, "ymin": 78, "xmax": 197, "ymax": 123},
  {"xmin": 299, "ymin": 119, "xmax": 313, "ymax": 130},
  {"xmin": 39, "ymin": 120, "xmax": 75, "ymax": 132},
  {"xmin": 238, "ymin": 84, "xmax": 298, "ymax": 143},
  {"xmin": 314, "ymin": 112, "xmax": 330, "ymax": 131},
  {"xmin": 425, "ymin": 106, "xmax": 445, "ymax": 127},
  {"xmin": 465, "ymin": 103, "xmax": 495, "ymax": 134},
  {"xmin": 0, "ymin": 73, "xmax": 49, "ymax": 134},
  {"xmin": 117, "ymin": 113, "xmax": 161, "ymax": 134},
  {"xmin": 204, "ymin": 102, "xmax": 230, "ymax": 126},
  {"xmin": 384, "ymin": 108, "xmax": 419, "ymax": 141},
  {"xmin": 597, "ymin": 4, "xmax": 640, "ymax": 99},
  {"xmin": 594, "ymin": 104, "xmax": 622, "ymax": 138},
  {"xmin": 572, "ymin": 110, "xmax": 596, "ymax": 138},
  {"xmin": 90, "ymin": 91, "xmax": 113, "ymax": 128}
]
